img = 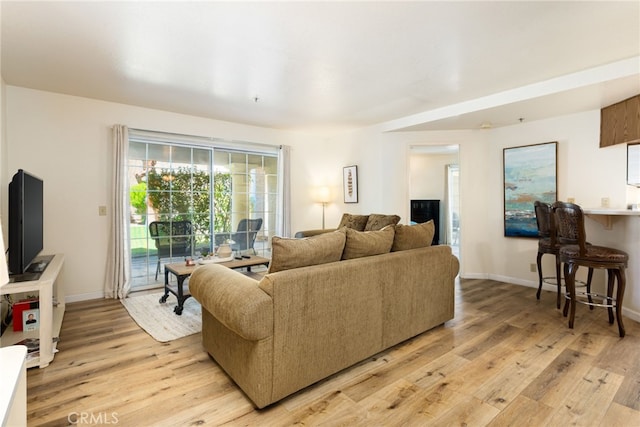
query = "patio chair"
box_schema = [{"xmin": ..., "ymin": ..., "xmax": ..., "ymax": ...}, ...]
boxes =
[
  {"xmin": 149, "ymin": 220, "xmax": 193, "ymax": 280},
  {"xmin": 214, "ymin": 218, "xmax": 263, "ymax": 255}
]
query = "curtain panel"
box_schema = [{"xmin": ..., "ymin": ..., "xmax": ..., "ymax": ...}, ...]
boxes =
[
  {"xmin": 104, "ymin": 124, "xmax": 132, "ymax": 299},
  {"xmin": 277, "ymin": 144, "xmax": 292, "ymax": 238}
]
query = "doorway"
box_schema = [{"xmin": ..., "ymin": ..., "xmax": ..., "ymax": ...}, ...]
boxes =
[{"xmin": 408, "ymin": 145, "xmax": 460, "ymax": 257}]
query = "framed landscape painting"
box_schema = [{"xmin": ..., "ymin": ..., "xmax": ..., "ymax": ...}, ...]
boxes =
[{"xmin": 503, "ymin": 142, "xmax": 557, "ymax": 237}]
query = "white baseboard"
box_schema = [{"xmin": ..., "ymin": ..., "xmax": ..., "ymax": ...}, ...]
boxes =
[
  {"xmin": 489, "ymin": 274, "xmax": 536, "ymax": 288},
  {"xmin": 459, "ymin": 272, "xmax": 489, "ymax": 280},
  {"xmin": 65, "ymin": 291, "xmax": 105, "ymax": 303}
]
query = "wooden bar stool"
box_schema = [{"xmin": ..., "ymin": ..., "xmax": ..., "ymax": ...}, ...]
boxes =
[
  {"xmin": 535, "ymin": 201, "xmax": 593, "ymax": 309},
  {"xmin": 534, "ymin": 201, "xmax": 563, "ymax": 308},
  {"xmin": 553, "ymin": 201, "xmax": 628, "ymax": 337}
]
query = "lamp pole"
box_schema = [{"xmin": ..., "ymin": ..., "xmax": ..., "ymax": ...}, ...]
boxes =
[
  {"xmin": 316, "ymin": 186, "xmax": 330, "ymax": 229},
  {"xmin": 322, "ymin": 202, "xmax": 326, "ymax": 229}
]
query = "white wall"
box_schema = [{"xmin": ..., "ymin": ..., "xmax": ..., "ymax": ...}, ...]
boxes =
[
  {"xmin": 285, "ymin": 125, "xmax": 405, "ymax": 233},
  {"xmin": 4, "ymin": 86, "xmax": 639, "ymax": 323},
  {"xmin": 409, "ymin": 152, "xmax": 457, "ymax": 200},
  {"xmin": 4, "ymin": 87, "xmax": 288, "ymax": 300},
  {"xmin": 373, "ymin": 128, "xmax": 490, "ymax": 276},
  {"xmin": 376, "ymin": 111, "xmax": 639, "ymax": 321},
  {"xmin": 486, "ymin": 111, "xmax": 639, "ymax": 321},
  {"xmin": 3, "ymin": 86, "xmax": 378, "ymax": 301}
]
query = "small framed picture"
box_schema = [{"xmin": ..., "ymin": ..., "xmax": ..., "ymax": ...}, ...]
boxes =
[
  {"xmin": 23, "ymin": 308, "xmax": 39, "ymax": 331},
  {"xmin": 343, "ymin": 165, "xmax": 358, "ymax": 203}
]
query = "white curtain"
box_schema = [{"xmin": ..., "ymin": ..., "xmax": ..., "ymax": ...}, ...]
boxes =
[
  {"xmin": 277, "ymin": 145, "xmax": 292, "ymax": 237},
  {"xmin": 104, "ymin": 125, "xmax": 131, "ymax": 299}
]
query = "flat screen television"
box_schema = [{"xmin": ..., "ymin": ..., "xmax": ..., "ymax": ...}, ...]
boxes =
[{"xmin": 8, "ymin": 169, "xmax": 44, "ymax": 275}]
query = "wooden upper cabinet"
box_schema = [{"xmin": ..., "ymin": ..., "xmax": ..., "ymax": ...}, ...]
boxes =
[{"xmin": 600, "ymin": 94, "xmax": 640, "ymax": 147}]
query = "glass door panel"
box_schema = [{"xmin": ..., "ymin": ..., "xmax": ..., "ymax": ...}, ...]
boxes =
[{"xmin": 128, "ymin": 141, "xmax": 276, "ymax": 289}]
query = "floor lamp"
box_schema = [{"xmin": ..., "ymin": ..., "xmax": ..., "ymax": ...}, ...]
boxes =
[{"xmin": 316, "ymin": 187, "xmax": 331, "ymax": 229}]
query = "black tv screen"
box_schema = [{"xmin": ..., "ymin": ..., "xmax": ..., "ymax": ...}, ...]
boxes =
[{"xmin": 8, "ymin": 169, "xmax": 44, "ymax": 275}]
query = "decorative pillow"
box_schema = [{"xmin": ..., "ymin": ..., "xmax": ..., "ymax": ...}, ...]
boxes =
[
  {"xmin": 391, "ymin": 220, "xmax": 435, "ymax": 251},
  {"xmin": 267, "ymin": 230, "xmax": 346, "ymax": 273},
  {"xmin": 342, "ymin": 225, "xmax": 395, "ymax": 260},
  {"xmin": 337, "ymin": 213, "xmax": 369, "ymax": 231},
  {"xmin": 364, "ymin": 214, "xmax": 401, "ymax": 231}
]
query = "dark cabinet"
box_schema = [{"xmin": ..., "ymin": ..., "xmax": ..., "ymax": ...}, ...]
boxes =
[
  {"xmin": 410, "ymin": 199, "xmax": 439, "ymax": 245},
  {"xmin": 600, "ymin": 94, "xmax": 640, "ymax": 147}
]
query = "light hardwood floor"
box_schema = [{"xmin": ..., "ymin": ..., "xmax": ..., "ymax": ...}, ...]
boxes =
[{"xmin": 26, "ymin": 278, "xmax": 640, "ymax": 426}]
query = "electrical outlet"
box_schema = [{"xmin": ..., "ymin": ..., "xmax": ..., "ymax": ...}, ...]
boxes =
[
  {"xmin": 530, "ymin": 263, "xmax": 537, "ymax": 273},
  {"xmin": 601, "ymin": 197, "xmax": 610, "ymax": 208},
  {"xmin": 98, "ymin": 205, "xmax": 107, "ymax": 216},
  {"xmin": 567, "ymin": 197, "xmax": 575, "ymax": 204}
]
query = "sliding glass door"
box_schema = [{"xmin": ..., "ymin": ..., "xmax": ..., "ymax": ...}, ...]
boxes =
[{"xmin": 127, "ymin": 138, "xmax": 278, "ymax": 289}]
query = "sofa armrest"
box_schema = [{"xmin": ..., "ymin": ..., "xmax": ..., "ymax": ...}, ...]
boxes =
[
  {"xmin": 189, "ymin": 264, "xmax": 273, "ymax": 341},
  {"xmin": 451, "ymin": 252, "xmax": 460, "ymax": 279},
  {"xmin": 293, "ymin": 228, "xmax": 337, "ymax": 238}
]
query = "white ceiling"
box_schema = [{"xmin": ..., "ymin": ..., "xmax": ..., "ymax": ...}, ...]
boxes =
[{"xmin": 2, "ymin": 1, "xmax": 639, "ymax": 132}]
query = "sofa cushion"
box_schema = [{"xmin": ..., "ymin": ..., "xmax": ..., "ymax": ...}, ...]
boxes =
[
  {"xmin": 337, "ymin": 213, "xmax": 369, "ymax": 231},
  {"xmin": 364, "ymin": 214, "xmax": 401, "ymax": 231},
  {"xmin": 342, "ymin": 225, "xmax": 395, "ymax": 260},
  {"xmin": 268, "ymin": 230, "xmax": 346, "ymax": 273},
  {"xmin": 391, "ymin": 220, "xmax": 435, "ymax": 251}
]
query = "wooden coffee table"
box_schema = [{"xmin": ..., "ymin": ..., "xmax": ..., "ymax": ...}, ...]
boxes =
[{"xmin": 160, "ymin": 256, "xmax": 270, "ymax": 315}]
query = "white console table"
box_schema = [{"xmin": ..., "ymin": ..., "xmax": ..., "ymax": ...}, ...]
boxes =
[
  {"xmin": 0, "ymin": 345, "xmax": 27, "ymax": 426},
  {"xmin": 0, "ymin": 254, "xmax": 65, "ymax": 368}
]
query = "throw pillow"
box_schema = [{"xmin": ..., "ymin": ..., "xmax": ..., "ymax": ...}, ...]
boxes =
[
  {"xmin": 364, "ymin": 214, "xmax": 401, "ymax": 231},
  {"xmin": 267, "ymin": 230, "xmax": 346, "ymax": 273},
  {"xmin": 391, "ymin": 220, "xmax": 435, "ymax": 251},
  {"xmin": 342, "ymin": 225, "xmax": 395, "ymax": 260},
  {"xmin": 337, "ymin": 213, "xmax": 369, "ymax": 231}
]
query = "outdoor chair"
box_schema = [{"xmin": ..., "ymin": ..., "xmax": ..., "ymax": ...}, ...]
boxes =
[
  {"xmin": 149, "ymin": 220, "xmax": 193, "ymax": 280},
  {"xmin": 214, "ymin": 218, "xmax": 263, "ymax": 255}
]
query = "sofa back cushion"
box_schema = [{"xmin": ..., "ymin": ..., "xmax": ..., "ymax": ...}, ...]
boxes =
[
  {"xmin": 342, "ymin": 225, "xmax": 395, "ymax": 260},
  {"xmin": 391, "ymin": 220, "xmax": 435, "ymax": 251},
  {"xmin": 364, "ymin": 214, "xmax": 401, "ymax": 231},
  {"xmin": 337, "ymin": 213, "xmax": 369, "ymax": 231},
  {"xmin": 268, "ymin": 230, "xmax": 346, "ymax": 273}
]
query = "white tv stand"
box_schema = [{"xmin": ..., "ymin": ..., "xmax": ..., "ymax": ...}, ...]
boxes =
[{"xmin": 0, "ymin": 254, "xmax": 65, "ymax": 368}]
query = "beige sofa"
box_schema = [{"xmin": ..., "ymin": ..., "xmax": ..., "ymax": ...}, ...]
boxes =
[{"xmin": 190, "ymin": 221, "xmax": 459, "ymax": 408}]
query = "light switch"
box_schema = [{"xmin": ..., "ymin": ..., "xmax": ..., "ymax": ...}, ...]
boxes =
[{"xmin": 98, "ymin": 205, "xmax": 107, "ymax": 216}]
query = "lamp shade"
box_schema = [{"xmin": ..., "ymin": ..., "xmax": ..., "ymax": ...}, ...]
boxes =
[{"xmin": 316, "ymin": 186, "xmax": 331, "ymax": 204}]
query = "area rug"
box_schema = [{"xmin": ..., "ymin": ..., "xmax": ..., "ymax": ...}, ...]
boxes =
[{"xmin": 121, "ymin": 292, "xmax": 201, "ymax": 342}]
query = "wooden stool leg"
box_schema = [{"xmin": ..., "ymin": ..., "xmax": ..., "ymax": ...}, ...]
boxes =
[
  {"xmin": 562, "ymin": 261, "xmax": 570, "ymax": 317},
  {"xmin": 565, "ymin": 262, "xmax": 578, "ymax": 329},
  {"xmin": 606, "ymin": 269, "xmax": 615, "ymax": 324},
  {"xmin": 555, "ymin": 255, "xmax": 562, "ymax": 309},
  {"xmin": 536, "ymin": 252, "xmax": 544, "ymax": 300},
  {"xmin": 587, "ymin": 267, "xmax": 594, "ymax": 309},
  {"xmin": 615, "ymin": 268, "xmax": 626, "ymax": 338}
]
